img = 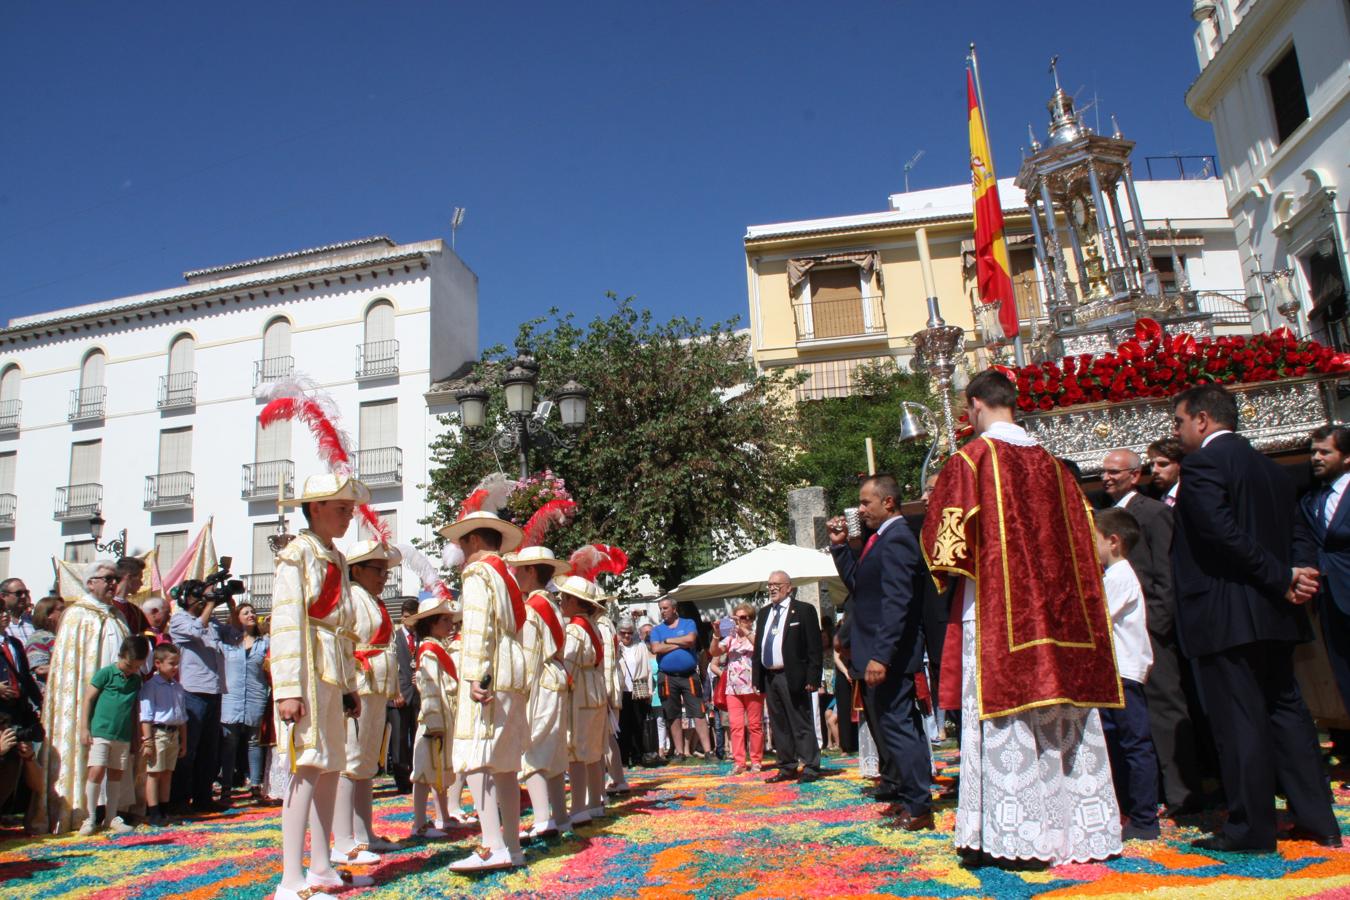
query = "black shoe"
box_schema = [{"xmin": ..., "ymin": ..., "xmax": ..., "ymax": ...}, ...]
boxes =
[
  {"xmin": 764, "ymin": 770, "xmax": 797, "ymax": 784},
  {"xmin": 1123, "ymin": 822, "xmax": 1161, "ymax": 841},
  {"xmin": 1284, "ymin": 827, "xmax": 1342, "ymax": 847},
  {"xmin": 797, "ymin": 770, "xmax": 820, "ymax": 784},
  {"xmin": 1191, "ymin": 835, "xmax": 1274, "ymax": 854},
  {"xmin": 1162, "ymin": 798, "xmax": 1204, "ymax": 819},
  {"xmin": 868, "ymin": 788, "xmax": 903, "ymax": 803}
]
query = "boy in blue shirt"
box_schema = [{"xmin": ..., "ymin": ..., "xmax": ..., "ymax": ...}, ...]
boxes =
[{"xmin": 139, "ymin": 643, "xmax": 188, "ymax": 827}]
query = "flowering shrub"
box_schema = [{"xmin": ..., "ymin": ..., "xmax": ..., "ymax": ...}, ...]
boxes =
[
  {"xmin": 1011, "ymin": 320, "xmax": 1350, "ymax": 413},
  {"xmin": 505, "ymin": 469, "xmax": 574, "ymax": 525}
]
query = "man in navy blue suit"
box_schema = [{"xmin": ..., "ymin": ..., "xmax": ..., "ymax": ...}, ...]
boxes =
[
  {"xmin": 828, "ymin": 475, "xmax": 932, "ymax": 830},
  {"xmin": 1293, "ymin": 425, "xmax": 1350, "ymax": 734},
  {"xmin": 1171, "ymin": 384, "xmax": 1339, "ymax": 851}
]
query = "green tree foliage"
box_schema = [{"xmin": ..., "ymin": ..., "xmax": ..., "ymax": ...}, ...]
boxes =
[
  {"xmin": 789, "ymin": 363, "xmax": 936, "ymax": 514},
  {"xmin": 424, "ymin": 295, "xmax": 802, "ymax": 593}
]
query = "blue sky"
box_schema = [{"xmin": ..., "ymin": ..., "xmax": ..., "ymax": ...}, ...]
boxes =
[{"xmin": 0, "ymin": 1, "xmax": 1216, "ymax": 351}]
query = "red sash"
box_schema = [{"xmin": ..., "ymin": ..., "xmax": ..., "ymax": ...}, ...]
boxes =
[
  {"xmin": 481, "ymin": 554, "xmax": 526, "ymax": 633},
  {"xmin": 307, "ymin": 562, "xmax": 343, "ymax": 620},
  {"xmin": 527, "ymin": 591, "xmax": 565, "ymax": 650},
  {"xmin": 354, "ymin": 592, "xmax": 395, "ymax": 672},
  {"xmin": 417, "ymin": 639, "xmax": 458, "ymax": 682},
  {"xmin": 570, "ymin": 615, "xmax": 604, "ymax": 666}
]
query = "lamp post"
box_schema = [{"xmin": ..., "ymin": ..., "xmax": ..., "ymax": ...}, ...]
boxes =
[
  {"xmin": 89, "ymin": 514, "xmax": 127, "ymax": 560},
  {"xmin": 453, "ymin": 353, "xmax": 589, "ymax": 480}
]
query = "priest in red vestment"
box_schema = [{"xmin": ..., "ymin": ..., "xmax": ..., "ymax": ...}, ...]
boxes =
[{"xmin": 921, "ymin": 370, "xmax": 1123, "ymax": 866}]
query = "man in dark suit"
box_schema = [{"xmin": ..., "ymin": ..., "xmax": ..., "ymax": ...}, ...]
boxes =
[
  {"xmin": 1293, "ymin": 425, "xmax": 1350, "ymax": 734},
  {"xmin": 1101, "ymin": 448, "xmax": 1204, "ymax": 815},
  {"xmin": 386, "ymin": 597, "xmax": 421, "ymax": 794},
  {"xmin": 1171, "ymin": 384, "xmax": 1339, "ymax": 851},
  {"xmin": 828, "ymin": 474, "xmax": 932, "ymax": 830},
  {"xmin": 752, "ymin": 571, "xmax": 823, "ymax": 783}
]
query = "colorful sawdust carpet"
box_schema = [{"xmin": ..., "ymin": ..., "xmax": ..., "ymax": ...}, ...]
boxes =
[{"xmin": 4, "ymin": 751, "xmax": 1350, "ymax": 899}]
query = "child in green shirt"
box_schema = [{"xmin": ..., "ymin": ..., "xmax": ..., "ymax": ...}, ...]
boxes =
[{"xmin": 79, "ymin": 635, "xmax": 149, "ymax": 836}]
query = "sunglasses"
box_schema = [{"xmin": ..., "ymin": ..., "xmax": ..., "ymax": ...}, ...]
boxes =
[
  {"xmin": 93, "ymin": 575, "xmax": 120, "ymax": 584},
  {"xmin": 2, "ymin": 589, "xmax": 30, "ymax": 597},
  {"xmin": 734, "ymin": 614, "xmax": 752, "ymax": 621}
]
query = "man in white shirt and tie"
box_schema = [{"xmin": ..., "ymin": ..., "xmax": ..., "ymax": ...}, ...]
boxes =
[
  {"xmin": 1294, "ymin": 425, "xmax": 1350, "ymax": 760},
  {"xmin": 751, "ymin": 572, "xmax": 823, "ymax": 784}
]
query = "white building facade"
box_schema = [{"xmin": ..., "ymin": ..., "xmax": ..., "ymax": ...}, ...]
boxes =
[
  {"xmin": 1188, "ymin": 0, "xmax": 1350, "ymax": 345},
  {"xmin": 0, "ymin": 235, "xmax": 477, "ymax": 610}
]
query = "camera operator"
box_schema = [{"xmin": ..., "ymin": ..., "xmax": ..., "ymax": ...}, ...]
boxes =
[{"xmin": 167, "ymin": 572, "xmax": 239, "ymax": 815}]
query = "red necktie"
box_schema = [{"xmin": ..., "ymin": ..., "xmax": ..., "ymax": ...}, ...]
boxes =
[
  {"xmin": 407, "ymin": 630, "xmax": 416, "ymax": 657},
  {"xmin": 0, "ymin": 641, "xmax": 20, "ymax": 694},
  {"xmin": 860, "ymin": 533, "xmax": 878, "ymax": 560},
  {"xmin": 1165, "ymin": 495, "xmax": 1176, "ymax": 508}
]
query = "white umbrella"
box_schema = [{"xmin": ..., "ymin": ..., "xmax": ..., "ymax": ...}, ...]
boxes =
[{"xmin": 664, "ymin": 541, "xmax": 845, "ymax": 604}]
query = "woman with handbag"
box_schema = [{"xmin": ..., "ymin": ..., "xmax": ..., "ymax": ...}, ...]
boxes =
[
  {"xmin": 615, "ymin": 618, "xmax": 651, "ymax": 768},
  {"xmin": 710, "ymin": 602, "xmax": 763, "ymax": 774}
]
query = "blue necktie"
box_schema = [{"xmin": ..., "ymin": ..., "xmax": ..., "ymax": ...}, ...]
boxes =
[{"xmin": 764, "ymin": 605, "xmax": 782, "ymax": 668}]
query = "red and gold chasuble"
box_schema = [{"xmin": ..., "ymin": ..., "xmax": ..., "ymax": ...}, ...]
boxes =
[{"xmin": 921, "ymin": 435, "xmax": 1122, "ymax": 718}]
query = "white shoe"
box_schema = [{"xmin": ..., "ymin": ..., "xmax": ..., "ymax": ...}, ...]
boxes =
[
  {"xmin": 587, "ymin": 806, "xmax": 608, "ymax": 819},
  {"xmin": 411, "ymin": 823, "xmax": 447, "ymax": 839},
  {"xmin": 308, "ymin": 869, "xmax": 374, "ymax": 889},
  {"xmin": 569, "ymin": 811, "xmax": 592, "ymax": 826},
  {"xmin": 520, "ymin": 819, "xmax": 559, "ymax": 840},
  {"xmin": 329, "ymin": 845, "xmax": 380, "ymax": 866},
  {"xmin": 449, "ymin": 846, "xmax": 518, "ymax": 872},
  {"xmin": 275, "ymin": 888, "xmax": 336, "ymax": 900},
  {"xmin": 365, "ymin": 836, "xmax": 402, "ymax": 853},
  {"xmin": 510, "ymin": 850, "xmax": 526, "ymax": 867},
  {"xmin": 107, "ymin": 816, "xmax": 134, "ymax": 835},
  {"xmin": 78, "ymin": 819, "xmax": 99, "ymax": 837}
]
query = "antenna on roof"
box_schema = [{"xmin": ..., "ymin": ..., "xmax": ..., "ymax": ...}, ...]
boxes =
[
  {"xmin": 903, "ymin": 149, "xmax": 925, "ymax": 192},
  {"xmin": 451, "ymin": 207, "xmax": 466, "ymax": 251}
]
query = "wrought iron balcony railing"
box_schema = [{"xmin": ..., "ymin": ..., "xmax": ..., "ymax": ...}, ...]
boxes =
[
  {"xmin": 253, "ymin": 356, "xmax": 295, "ymax": 387},
  {"xmin": 158, "ymin": 371, "xmax": 198, "ymax": 409},
  {"xmin": 0, "ymin": 493, "xmax": 15, "ymax": 527},
  {"xmin": 0, "ymin": 400, "xmax": 20, "ymax": 434},
  {"xmin": 144, "ymin": 472, "xmax": 194, "ymax": 511},
  {"xmin": 791, "ymin": 295, "xmax": 887, "ymax": 342},
  {"xmin": 242, "ymin": 459, "xmax": 295, "ymax": 501},
  {"xmin": 68, "ymin": 386, "xmax": 107, "ymax": 422},
  {"xmin": 382, "ymin": 567, "xmax": 403, "ymax": 601},
  {"xmin": 353, "ymin": 447, "xmax": 402, "ymax": 487},
  {"xmin": 244, "ymin": 573, "xmax": 274, "ymax": 613},
  {"xmin": 356, "ymin": 340, "xmax": 399, "ymax": 379},
  {"xmin": 54, "ymin": 483, "xmax": 101, "ymax": 521}
]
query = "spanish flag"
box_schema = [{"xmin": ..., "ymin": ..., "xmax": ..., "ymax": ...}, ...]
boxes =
[{"xmin": 968, "ymin": 69, "xmax": 1018, "ymax": 340}]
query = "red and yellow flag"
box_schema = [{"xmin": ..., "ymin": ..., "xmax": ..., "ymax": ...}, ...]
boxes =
[{"xmin": 968, "ymin": 69, "xmax": 1018, "ymax": 340}]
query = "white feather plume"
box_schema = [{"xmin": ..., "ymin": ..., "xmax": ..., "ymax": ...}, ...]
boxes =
[
  {"xmin": 396, "ymin": 542, "xmax": 443, "ymax": 589},
  {"xmin": 442, "ymin": 542, "xmax": 465, "ymax": 570}
]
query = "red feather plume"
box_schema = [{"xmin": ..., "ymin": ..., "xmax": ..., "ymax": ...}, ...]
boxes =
[
  {"xmin": 458, "ymin": 489, "xmax": 489, "ymax": 519},
  {"xmin": 521, "ymin": 498, "xmax": 577, "ymax": 547},
  {"xmin": 356, "ymin": 505, "xmax": 391, "ymax": 544},
  {"xmin": 568, "ymin": 543, "xmax": 628, "ymax": 581},
  {"xmin": 591, "ymin": 543, "xmax": 628, "ymax": 577}
]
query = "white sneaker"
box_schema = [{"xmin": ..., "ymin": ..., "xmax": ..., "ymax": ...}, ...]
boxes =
[
  {"xmin": 448, "ymin": 846, "xmax": 517, "ymax": 872},
  {"xmin": 366, "ymin": 836, "xmax": 402, "ymax": 853},
  {"xmin": 569, "ymin": 810, "xmax": 592, "ymax": 826},
  {"xmin": 107, "ymin": 816, "xmax": 134, "ymax": 835},
  {"xmin": 329, "ymin": 845, "xmax": 380, "ymax": 866},
  {"xmin": 411, "ymin": 823, "xmax": 447, "ymax": 839},
  {"xmin": 510, "ymin": 849, "xmax": 526, "ymax": 867},
  {"xmin": 78, "ymin": 819, "xmax": 99, "ymax": 837}
]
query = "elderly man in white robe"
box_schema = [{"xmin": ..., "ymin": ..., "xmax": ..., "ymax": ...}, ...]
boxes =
[{"xmin": 35, "ymin": 559, "xmax": 129, "ymax": 833}]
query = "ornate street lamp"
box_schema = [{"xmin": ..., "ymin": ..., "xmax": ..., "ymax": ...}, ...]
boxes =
[
  {"xmin": 89, "ymin": 514, "xmax": 127, "ymax": 560},
  {"xmin": 454, "ymin": 353, "xmax": 588, "ymax": 480}
]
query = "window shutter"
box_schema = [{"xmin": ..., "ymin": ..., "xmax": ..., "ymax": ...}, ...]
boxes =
[
  {"xmin": 365, "ymin": 302, "xmax": 395, "ymax": 344},
  {"xmin": 69, "ymin": 440, "xmax": 102, "ymax": 485},
  {"xmin": 255, "ymin": 418, "xmax": 291, "ymax": 462},
  {"xmin": 0, "ymin": 452, "xmax": 15, "ymax": 495},
  {"xmin": 81, "ymin": 351, "xmax": 106, "ymax": 389},
  {"xmin": 159, "ymin": 427, "xmax": 192, "ymax": 474},
  {"xmin": 360, "ymin": 400, "xmax": 397, "ymax": 450}
]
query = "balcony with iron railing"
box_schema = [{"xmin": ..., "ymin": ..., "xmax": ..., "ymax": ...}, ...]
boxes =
[
  {"xmin": 382, "ymin": 567, "xmax": 403, "ymax": 601},
  {"xmin": 158, "ymin": 371, "xmax": 198, "ymax": 409},
  {"xmin": 791, "ymin": 295, "xmax": 887, "ymax": 343},
  {"xmin": 0, "ymin": 400, "xmax": 20, "ymax": 434},
  {"xmin": 353, "ymin": 447, "xmax": 402, "ymax": 487},
  {"xmin": 68, "ymin": 386, "xmax": 107, "ymax": 423},
  {"xmin": 1190, "ymin": 288, "xmax": 1252, "ymax": 326},
  {"xmin": 254, "ymin": 355, "xmax": 295, "ymax": 387},
  {"xmin": 144, "ymin": 472, "xmax": 194, "ymax": 512},
  {"xmin": 242, "ymin": 459, "xmax": 295, "ymax": 501},
  {"xmin": 0, "ymin": 493, "xmax": 15, "ymax": 527},
  {"xmin": 54, "ymin": 483, "xmax": 101, "ymax": 521},
  {"xmin": 244, "ymin": 573, "xmax": 274, "ymax": 613},
  {"xmin": 356, "ymin": 340, "xmax": 399, "ymax": 380}
]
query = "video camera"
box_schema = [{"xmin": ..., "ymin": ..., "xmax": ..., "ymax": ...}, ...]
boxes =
[{"xmin": 171, "ymin": 555, "xmax": 246, "ymax": 609}]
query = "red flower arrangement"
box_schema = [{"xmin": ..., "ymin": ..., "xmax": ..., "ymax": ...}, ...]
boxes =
[{"xmin": 1011, "ymin": 319, "xmax": 1350, "ymax": 414}]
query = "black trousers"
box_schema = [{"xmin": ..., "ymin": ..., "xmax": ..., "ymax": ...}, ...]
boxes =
[
  {"xmin": 386, "ymin": 700, "xmax": 418, "ymax": 788},
  {"xmin": 836, "ymin": 668, "xmax": 858, "ymax": 753},
  {"xmin": 1196, "ymin": 641, "xmax": 1339, "ymax": 848},
  {"xmin": 171, "ymin": 691, "xmax": 221, "ymax": 809},
  {"xmin": 1101, "ymin": 679, "xmax": 1160, "ymax": 829},
  {"xmin": 1318, "ymin": 593, "xmax": 1350, "ymax": 722},
  {"xmin": 764, "ymin": 669, "xmax": 819, "ymax": 773},
  {"xmin": 1142, "ymin": 627, "xmax": 1205, "ymax": 807},
  {"xmin": 618, "ymin": 691, "xmax": 646, "ymax": 766},
  {"xmin": 861, "ymin": 669, "xmax": 931, "ymax": 817}
]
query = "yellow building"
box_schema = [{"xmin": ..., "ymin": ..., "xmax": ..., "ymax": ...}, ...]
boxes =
[{"xmin": 744, "ymin": 175, "xmax": 1245, "ymax": 399}]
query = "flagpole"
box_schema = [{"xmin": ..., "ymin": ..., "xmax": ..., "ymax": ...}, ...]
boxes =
[{"xmin": 968, "ymin": 43, "xmax": 1026, "ymax": 367}]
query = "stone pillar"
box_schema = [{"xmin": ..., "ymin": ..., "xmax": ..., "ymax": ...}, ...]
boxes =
[{"xmin": 788, "ymin": 486, "xmax": 831, "ymax": 620}]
